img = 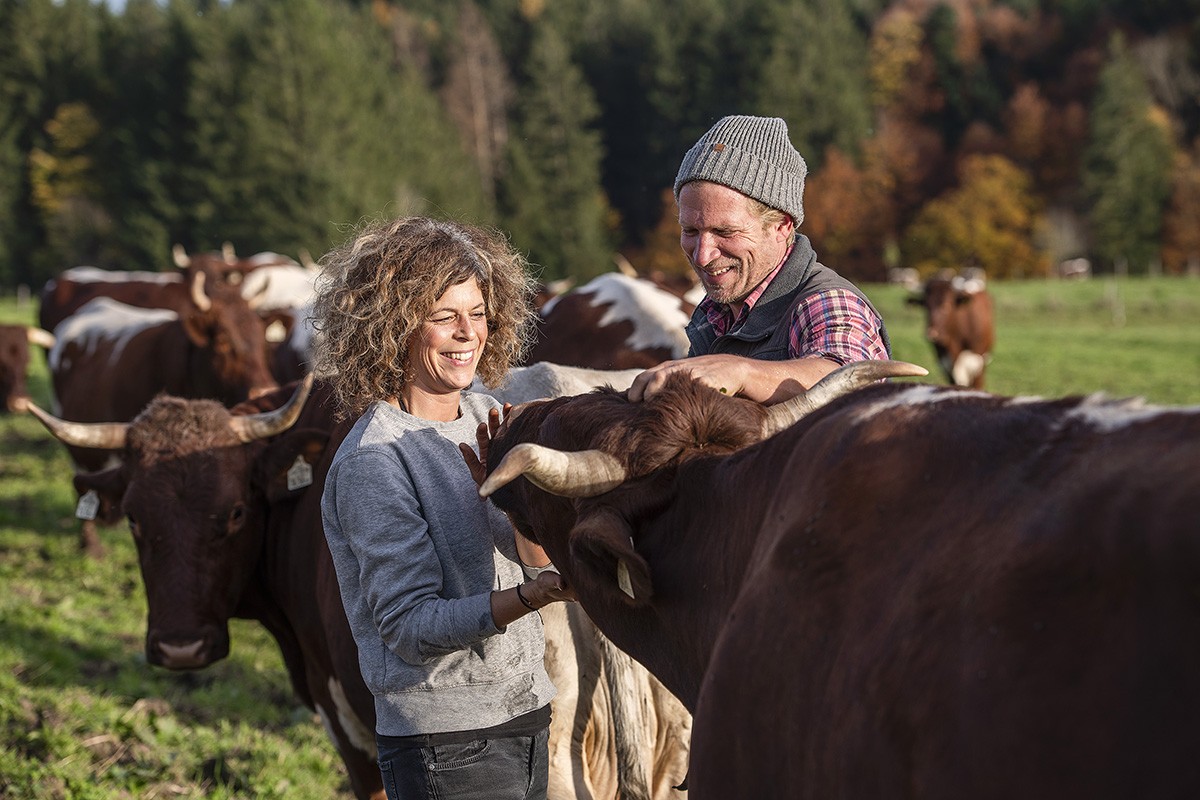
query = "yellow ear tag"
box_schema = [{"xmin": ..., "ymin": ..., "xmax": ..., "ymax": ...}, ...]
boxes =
[
  {"xmin": 75, "ymin": 490, "xmax": 100, "ymax": 521},
  {"xmin": 616, "ymin": 560, "xmax": 635, "ymax": 599},
  {"xmin": 287, "ymin": 456, "xmax": 314, "ymax": 491}
]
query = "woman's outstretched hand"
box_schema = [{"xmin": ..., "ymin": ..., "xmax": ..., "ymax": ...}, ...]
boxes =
[{"xmin": 460, "ymin": 403, "xmax": 511, "ymax": 489}]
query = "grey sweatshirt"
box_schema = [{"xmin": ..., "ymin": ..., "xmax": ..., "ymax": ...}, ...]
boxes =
[{"xmin": 321, "ymin": 392, "xmax": 556, "ymax": 737}]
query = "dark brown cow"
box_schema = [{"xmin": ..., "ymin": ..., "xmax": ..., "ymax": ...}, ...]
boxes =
[
  {"xmin": 19, "ymin": 377, "xmax": 384, "ymax": 800},
  {"xmin": 479, "ymin": 364, "xmax": 1200, "ymax": 799},
  {"xmin": 528, "ymin": 273, "xmax": 693, "ymax": 370},
  {"xmin": 20, "ymin": 364, "xmax": 695, "ymax": 800},
  {"xmin": 908, "ymin": 269, "xmax": 995, "ymax": 389},
  {"xmin": 47, "ymin": 271, "xmax": 278, "ymax": 554},
  {"xmin": 0, "ymin": 325, "xmax": 55, "ymax": 413}
]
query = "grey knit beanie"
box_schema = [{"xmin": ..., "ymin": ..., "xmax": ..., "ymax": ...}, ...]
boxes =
[{"xmin": 673, "ymin": 115, "xmax": 807, "ymax": 226}]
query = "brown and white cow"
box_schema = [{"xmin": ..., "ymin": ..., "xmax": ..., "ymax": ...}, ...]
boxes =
[
  {"xmin": 0, "ymin": 324, "xmax": 55, "ymax": 413},
  {"xmin": 528, "ymin": 273, "xmax": 693, "ymax": 370},
  {"xmin": 39, "ymin": 266, "xmax": 190, "ymax": 332},
  {"xmin": 908, "ymin": 269, "xmax": 995, "ymax": 389},
  {"xmin": 46, "ymin": 271, "xmax": 278, "ymax": 554},
  {"xmin": 21, "ymin": 364, "xmax": 691, "ymax": 800},
  {"xmin": 478, "ymin": 362, "xmax": 1200, "ymax": 799}
]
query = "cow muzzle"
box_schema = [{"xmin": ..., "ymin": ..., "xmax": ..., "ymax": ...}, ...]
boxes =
[{"xmin": 146, "ymin": 627, "xmax": 229, "ymax": 670}]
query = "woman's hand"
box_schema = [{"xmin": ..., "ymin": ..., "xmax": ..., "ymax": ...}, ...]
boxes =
[
  {"xmin": 460, "ymin": 403, "xmax": 511, "ymax": 489},
  {"xmin": 524, "ymin": 569, "xmax": 578, "ymax": 606}
]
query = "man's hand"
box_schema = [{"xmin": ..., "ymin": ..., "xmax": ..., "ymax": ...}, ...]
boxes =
[
  {"xmin": 459, "ymin": 403, "xmax": 511, "ymax": 489},
  {"xmin": 628, "ymin": 355, "xmax": 748, "ymax": 402}
]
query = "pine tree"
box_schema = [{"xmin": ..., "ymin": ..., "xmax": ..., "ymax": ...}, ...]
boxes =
[
  {"xmin": 499, "ymin": 22, "xmax": 612, "ymax": 282},
  {"xmin": 1083, "ymin": 32, "xmax": 1174, "ymax": 273},
  {"xmin": 751, "ymin": 0, "xmax": 873, "ymax": 168},
  {"xmin": 181, "ymin": 0, "xmax": 488, "ymax": 259}
]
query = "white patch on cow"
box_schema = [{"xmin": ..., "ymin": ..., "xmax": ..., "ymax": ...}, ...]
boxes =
[
  {"xmin": 1062, "ymin": 394, "xmax": 1194, "ymax": 433},
  {"xmin": 61, "ymin": 266, "xmax": 182, "ymax": 284},
  {"xmin": 324, "ymin": 677, "xmax": 376, "ymax": 758},
  {"xmin": 563, "ymin": 273, "xmax": 691, "ymax": 357},
  {"xmin": 240, "ymin": 264, "xmax": 318, "ymax": 311},
  {"xmin": 474, "ymin": 362, "xmax": 642, "ymax": 405},
  {"xmin": 683, "ymin": 282, "xmax": 706, "ymax": 307},
  {"xmin": 49, "ymin": 297, "xmax": 177, "ymax": 373},
  {"xmin": 848, "ymin": 383, "xmax": 991, "ymax": 422},
  {"xmin": 952, "ymin": 350, "xmax": 986, "ymax": 387}
]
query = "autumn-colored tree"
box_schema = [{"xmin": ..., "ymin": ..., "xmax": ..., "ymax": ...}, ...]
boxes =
[
  {"xmin": 804, "ymin": 145, "xmax": 896, "ymax": 282},
  {"xmin": 623, "ymin": 188, "xmax": 689, "ymax": 280},
  {"xmin": 868, "ymin": 7, "xmax": 925, "ymax": 111},
  {"xmin": 27, "ymin": 102, "xmax": 111, "ymax": 271},
  {"xmin": 1161, "ymin": 142, "xmax": 1200, "ymax": 274},
  {"xmin": 902, "ymin": 153, "xmax": 1049, "ymax": 278}
]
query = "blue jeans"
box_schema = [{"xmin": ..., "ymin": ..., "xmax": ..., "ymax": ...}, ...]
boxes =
[{"xmin": 377, "ymin": 727, "xmax": 549, "ymax": 800}]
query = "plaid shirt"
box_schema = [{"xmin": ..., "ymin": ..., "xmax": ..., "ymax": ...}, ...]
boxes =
[{"xmin": 700, "ymin": 260, "xmax": 889, "ymax": 366}]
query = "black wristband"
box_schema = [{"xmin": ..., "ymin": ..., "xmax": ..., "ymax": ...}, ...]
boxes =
[{"xmin": 516, "ymin": 583, "xmax": 538, "ymax": 611}]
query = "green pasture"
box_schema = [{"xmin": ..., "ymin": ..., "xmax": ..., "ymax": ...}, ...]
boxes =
[{"xmin": 0, "ymin": 275, "xmax": 1197, "ymax": 798}]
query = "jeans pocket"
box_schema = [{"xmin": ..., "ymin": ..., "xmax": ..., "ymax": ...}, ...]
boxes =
[{"xmin": 425, "ymin": 738, "xmax": 492, "ymax": 771}]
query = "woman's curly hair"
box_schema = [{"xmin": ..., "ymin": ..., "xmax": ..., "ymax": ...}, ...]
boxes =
[{"xmin": 310, "ymin": 216, "xmax": 538, "ymax": 420}]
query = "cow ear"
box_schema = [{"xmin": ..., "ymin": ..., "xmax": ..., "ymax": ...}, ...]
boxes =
[
  {"xmin": 73, "ymin": 467, "xmax": 128, "ymax": 525},
  {"xmin": 569, "ymin": 507, "xmax": 653, "ymax": 607},
  {"xmin": 255, "ymin": 428, "xmax": 330, "ymax": 504},
  {"xmin": 180, "ymin": 309, "xmax": 212, "ymax": 346}
]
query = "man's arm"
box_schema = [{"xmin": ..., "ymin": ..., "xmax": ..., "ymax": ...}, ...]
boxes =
[
  {"xmin": 629, "ymin": 289, "xmax": 887, "ymax": 404},
  {"xmin": 627, "ymin": 353, "xmax": 838, "ymax": 404}
]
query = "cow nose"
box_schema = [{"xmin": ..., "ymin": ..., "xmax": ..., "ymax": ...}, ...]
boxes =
[{"xmin": 147, "ymin": 629, "xmax": 225, "ymax": 669}]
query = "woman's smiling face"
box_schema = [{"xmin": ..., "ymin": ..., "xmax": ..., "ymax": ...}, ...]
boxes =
[{"xmin": 406, "ymin": 279, "xmax": 488, "ymax": 399}]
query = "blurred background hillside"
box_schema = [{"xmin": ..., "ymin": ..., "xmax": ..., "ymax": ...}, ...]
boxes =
[{"xmin": 2, "ymin": 0, "xmax": 1199, "ymax": 288}]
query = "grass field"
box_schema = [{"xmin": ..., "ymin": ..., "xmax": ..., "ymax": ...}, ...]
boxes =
[{"xmin": 0, "ymin": 275, "xmax": 1197, "ymax": 798}]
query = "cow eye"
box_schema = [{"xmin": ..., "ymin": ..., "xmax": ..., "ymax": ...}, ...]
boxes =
[
  {"xmin": 226, "ymin": 503, "xmax": 247, "ymax": 533},
  {"xmin": 126, "ymin": 515, "xmax": 140, "ymax": 538}
]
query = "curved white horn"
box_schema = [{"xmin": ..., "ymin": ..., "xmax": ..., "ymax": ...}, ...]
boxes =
[
  {"xmin": 760, "ymin": 360, "xmax": 929, "ymax": 439},
  {"xmin": 228, "ymin": 373, "xmax": 314, "ymax": 443},
  {"xmin": 245, "ymin": 276, "xmax": 271, "ymax": 310},
  {"xmin": 222, "ymin": 241, "xmax": 236, "ymax": 264},
  {"xmin": 481, "ymin": 442, "xmax": 627, "ymax": 499},
  {"xmin": 172, "ymin": 243, "xmax": 190, "ymax": 269},
  {"xmin": 21, "ymin": 399, "xmax": 129, "ymax": 450},
  {"xmin": 26, "ymin": 327, "xmax": 56, "ymax": 349},
  {"xmin": 190, "ymin": 270, "xmax": 213, "ymax": 312}
]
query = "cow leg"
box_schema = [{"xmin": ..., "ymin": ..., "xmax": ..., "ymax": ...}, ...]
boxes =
[{"xmin": 79, "ymin": 519, "xmax": 105, "ymax": 559}]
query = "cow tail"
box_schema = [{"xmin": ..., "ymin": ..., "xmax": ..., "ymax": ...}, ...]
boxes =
[{"xmin": 597, "ymin": 629, "xmax": 654, "ymax": 800}]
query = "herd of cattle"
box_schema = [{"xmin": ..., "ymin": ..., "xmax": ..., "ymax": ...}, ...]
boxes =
[{"xmin": 6, "ymin": 249, "xmax": 1197, "ymax": 799}]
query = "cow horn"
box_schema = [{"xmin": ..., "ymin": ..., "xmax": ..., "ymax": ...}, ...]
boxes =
[
  {"xmin": 245, "ymin": 276, "xmax": 271, "ymax": 310},
  {"xmin": 20, "ymin": 399, "xmax": 129, "ymax": 450},
  {"xmin": 227, "ymin": 373, "xmax": 314, "ymax": 443},
  {"xmin": 26, "ymin": 327, "xmax": 56, "ymax": 349},
  {"xmin": 760, "ymin": 360, "xmax": 929, "ymax": 439},
  {"xmin": 613, "ymin": 253, "xmax": 638, "ymax": 277},
  {"xmin": 222, "ymin": 241, "xmax": 236, "ymax": 264},
  {"xmin": 299, "ymin": 248, "xmax": 318, "ymax": 271},
  {"xmin": 480, "ymin": 443, "xmax": 627, "ymax": 499},
  {"xmin": 190, "ymin": 270, "xmax": 213, "ymax": 312},
  {"xmin": 172, "ymin": 243, "xmax": 190, "ymax": 268}
]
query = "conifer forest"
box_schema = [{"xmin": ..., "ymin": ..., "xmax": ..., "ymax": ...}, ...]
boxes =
[{"xmin": 3, "ymin": 0, "xmax": 1199, "ymax": 288}]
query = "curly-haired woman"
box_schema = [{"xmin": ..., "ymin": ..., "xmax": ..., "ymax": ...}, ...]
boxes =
[{"xmin": 313, "ymin": 216, "xmax": 573, "ymax": 800}]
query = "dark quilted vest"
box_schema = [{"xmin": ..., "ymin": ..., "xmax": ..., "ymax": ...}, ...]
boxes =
[{"xmin": 685, "ymin": 234, "xmax": 892, "ymax": 360}]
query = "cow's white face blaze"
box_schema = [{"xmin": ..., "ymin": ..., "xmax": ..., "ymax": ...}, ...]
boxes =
[
  {"xmin": 677, "ymin": 181, "xmax": 793, "ymax": 315},
  {"xmin": 404, "ymin": 279, "xmax": 488, "ymax": 405}
]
